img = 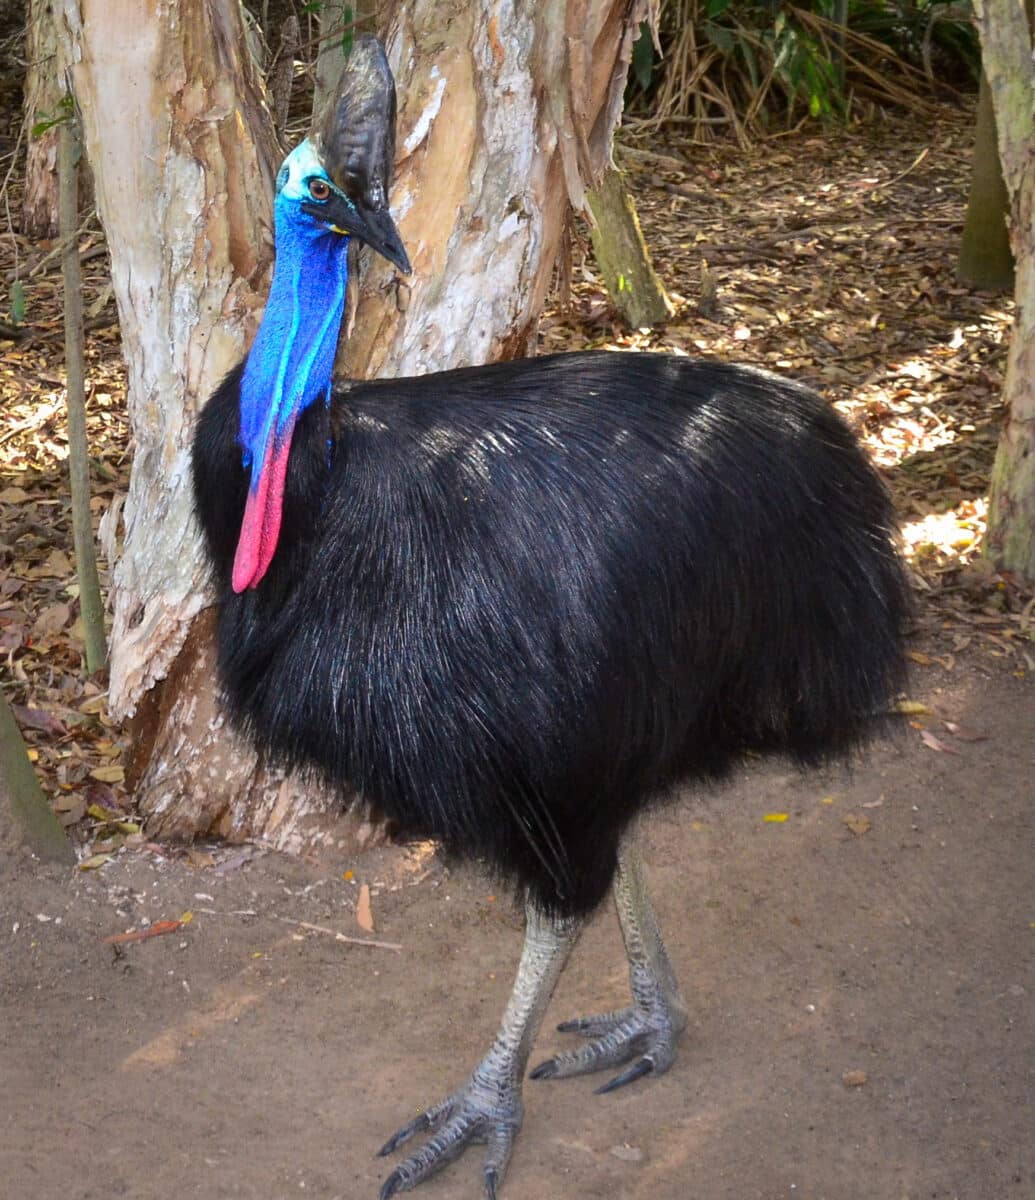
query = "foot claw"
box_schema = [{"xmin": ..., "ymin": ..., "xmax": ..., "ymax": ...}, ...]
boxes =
[
  {"xmin": 533, "ymin": 995, "xmax": 684, "ymax": 1087},
  {"xmin": 595, "ymin": 1056, "xmax": 654, "ymax": 1095},
  {"xmin": 528, "ymin": 1059, "xmax": 558, "ymax": 1081},
  {"xmin": 378, "ymin": 1081, "xmax": 521, "ymax": 1198},
  {"xmin": 377, "ymin": 1110, "xmax": 434, "ymax": 1158},
  {"xmin": 379, "ymin": 1169, "xmax": 403, "ymax": 1200}
]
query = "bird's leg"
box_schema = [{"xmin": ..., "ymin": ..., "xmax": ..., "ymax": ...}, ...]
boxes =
[
  {"xmin": 530, "ymin": 832, "xmax": 687, "ymax": 1093},
  {"xmin": 377, "ymin": 901, "xmax": 580, "ymax": 1199}
]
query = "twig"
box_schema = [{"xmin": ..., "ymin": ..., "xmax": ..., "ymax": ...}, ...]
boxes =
[
  {"xmin": 5, "ymin": 212, "xmax": 100, "ymax": 283},
  {"xmin": 278, "ymin": 915, "xmax": 402, "ymax": 951},
  {"xmin": 881, "ymin": 147, "xmax": 930, "ymax": 189}
]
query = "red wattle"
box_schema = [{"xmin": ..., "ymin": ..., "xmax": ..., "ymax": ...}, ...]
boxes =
[{"xmin": 231, "ymin": 427, "xmax": 295, "ymax": 593}]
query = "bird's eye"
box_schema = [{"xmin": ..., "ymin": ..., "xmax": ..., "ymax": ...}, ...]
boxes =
[{"xmin": 308, "ymin": 178, "xmax": 331, "ymax": 202}]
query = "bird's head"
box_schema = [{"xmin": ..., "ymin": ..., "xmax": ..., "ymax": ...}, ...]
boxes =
[
  {"xmin": 270, "ymin": 136, "xmax": 410, "ymax": 274},
  {"xmin": 232, "ymin": 36, "xmax": 409, "ymax": 594}
]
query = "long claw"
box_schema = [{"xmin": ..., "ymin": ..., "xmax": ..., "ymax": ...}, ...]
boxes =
[
  {"xmin": 595, "ymin": 1056, "xmax": 654, "ymax": 1095},
  {"xmin": 528, "ymin": 1059, "xmax": 558, "ymax": 1081},
  {"xmin": 485, "ymin": 1167, "xmax": 499, "ymax": 1200},
  {"xmin": 377, "ymin": 1111, "xmax": 434, "ymax": 1157},
  {"xmin": 379, "ymin": 1169, "xmax": 404, "ymax": 1200}
]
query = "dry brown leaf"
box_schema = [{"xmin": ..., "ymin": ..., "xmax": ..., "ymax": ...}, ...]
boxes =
[
  {"xmin": 11, "ymin": 704, "xmax": 66, "ymax": 736},
  {"xmin": 37, "ymin": 548, "xmax": 73, "ymax": 578},
  {"xmin": 89, "ymin": 764, "xmax": 125, "ymax": 783},
  {"xmin": 356, "ymin": 883, "xmax": 375, "ymax": 933},
  {"xmin": 32, "ymin": 602, "xmax": 71, "ymax": 639},
  {"xmin": 78, "ymin": 853, "xmax": 111, "ymax": 871},
  {"xmin": 920, "ymin": 729, "xmax": 959, "ymax": 755},
  {"xmin": 942, "ymin": 721, "xmax": 989, "ymax": 743}
]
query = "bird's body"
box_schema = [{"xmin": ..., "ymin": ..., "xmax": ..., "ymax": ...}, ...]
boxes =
[
  {"xmin": 195, "ymin": 350, "xmax": 906, "ymax": 918},
  {"xmin": 191, "ymin": 37, "xmax": 908, "ymax": 1198}
]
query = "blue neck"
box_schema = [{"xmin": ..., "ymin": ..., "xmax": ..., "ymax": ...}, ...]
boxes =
[{"xmin": 238, "ymin": 197, "xmax": 350, "ymax": 477}]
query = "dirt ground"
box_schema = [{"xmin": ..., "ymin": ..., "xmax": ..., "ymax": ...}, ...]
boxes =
[
  {"xmin": 2, "ymin": 18, "xmax": 1035, "ymax": 1200},
  {"xmin": 2, "ymin": 656, "xmax": 1032, "ymax": 1200}
]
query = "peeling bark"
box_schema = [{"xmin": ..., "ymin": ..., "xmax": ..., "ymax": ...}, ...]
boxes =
[
  {"xmin": 58, "ymin": 0, "xmax": 649, "ymax": 848},
  {"xmin": 346, "ymin": 0, "xmax": 649, "ymax": 377},
  {"xmin": 972, "ymin": 1, "xmax": 1035, "ymax": 582}
]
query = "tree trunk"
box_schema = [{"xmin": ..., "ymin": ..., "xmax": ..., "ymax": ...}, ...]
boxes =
[
  {"xmin": 957, "ymin": 73, "xmax": 1014, "ymax": 291},
  {"xmin": 587, "ymin": 165, "xmax": 673, "ymax": 330},
  {"xmin": 0, "ymin": 688, "xmax": 74, "ymax": 864},
  {"xmin": 57, "ymin": 0, "xmax": 648, "ymax": 848},
  {"xmin": 972, "ymin": 0, "xmax": 1035, "ymax": 582},
  {"xmin": 22, "ymin": 0, "xmax": 62, "ymax": 240},
  {"xmin": 60, "ymin": 111, "xmax": 107, "ymax": 674}
]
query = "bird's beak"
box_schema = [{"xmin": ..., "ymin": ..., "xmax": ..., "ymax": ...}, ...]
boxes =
[{"xmin": 303, "ymin": 192, "xmax": 411, "ymax": 276}]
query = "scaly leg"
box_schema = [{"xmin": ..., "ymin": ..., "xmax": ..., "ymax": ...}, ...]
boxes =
[
  {"xmin": 377, "ymin": 902, "xmax": 581, "ymax": 1199},
  {"xmin": 530, "ymin": 832, "xmax": 687, "ymax": 1093}
]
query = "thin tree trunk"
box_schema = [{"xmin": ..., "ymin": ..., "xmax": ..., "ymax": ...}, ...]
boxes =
[
  {"xmin": 587, "ymin": 165, "xmax": 673, "ymax": 330},
  {"xmin": 958, "ymin": 73, "xmax": 1014, "ymax": 291},
  {"xmin": 60, "ymin": 110, "xmax": 107, "ymax": 674},
  {"xmin": 57, "ymin": 0, "xmax": 649, "ymax": 847},
  {"xmin": 0, "ymin": 688, "xmax": 74, "ymax": 864},
  {"xmin": 972, "ymin": 0, "xmax": 1035, "ymax": 582},
  {"xmin": 22, "ymin": 0, "xmax": 62, "ymax": 239}
]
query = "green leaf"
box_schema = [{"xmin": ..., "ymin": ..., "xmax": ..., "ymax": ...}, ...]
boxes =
[
  {"xmin": 706, "ymin": 0, "xmax": 731, "ymax": 17},
  {"xmin": 10, "ymin": 280, "xmax": 26, "ymax": 326}
]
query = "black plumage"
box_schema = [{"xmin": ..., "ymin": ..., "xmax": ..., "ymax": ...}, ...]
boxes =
[
  {"xmin": 193, "ymin": 349, "xmax": 908, "ymax": 917},
  {"xmin": 192, "ymin": 43, "xmax": 908, "ymax": 1193}
]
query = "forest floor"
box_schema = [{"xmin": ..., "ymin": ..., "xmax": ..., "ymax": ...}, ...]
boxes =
[{"xmin": 1, "ymin": 68, "xmax": 1034, "ymax": 1200}]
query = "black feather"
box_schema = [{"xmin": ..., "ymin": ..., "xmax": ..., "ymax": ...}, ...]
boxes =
[{"xmin": 192, "ymin": 351, "xmax": 908, "ymax": 916}]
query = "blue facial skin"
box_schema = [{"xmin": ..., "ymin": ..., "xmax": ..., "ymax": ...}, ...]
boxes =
[{"xmin": 238, "ymin": 141, "xmax": 351, "ymax": 487}]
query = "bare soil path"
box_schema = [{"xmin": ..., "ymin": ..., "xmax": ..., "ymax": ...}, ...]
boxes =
[
  {"xmin": 1, "ymin": 36, "xmax": 1033, "ymax": 1200},
  {"xmin": 2, "ymin": 659, "xmax": 1032, "ymax": 1200}
]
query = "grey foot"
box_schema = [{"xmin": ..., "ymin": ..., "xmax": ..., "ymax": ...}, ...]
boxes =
[
  {"xmin": 529, "ymin": 984, "xmax": 686, "ymax": 1095},
  {"xmin": 377, "ymin": 1073, "xmax": 523, "ymax": 1200}
]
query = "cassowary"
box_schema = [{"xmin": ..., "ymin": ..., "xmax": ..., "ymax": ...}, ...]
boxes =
[{"xmin": 192, "ymin": 36, "xmax": 908, "ymax": 1200}]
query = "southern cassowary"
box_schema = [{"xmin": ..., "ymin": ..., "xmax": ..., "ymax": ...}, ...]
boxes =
[{"xmin": 192, "ymin": 36, "xmax": 908, "ymax": 1200}]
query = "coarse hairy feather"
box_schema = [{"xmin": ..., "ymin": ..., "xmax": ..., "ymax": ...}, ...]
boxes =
[{"xmin": 193, "ymin": 351, "xmax": 909, "ymax": 916}]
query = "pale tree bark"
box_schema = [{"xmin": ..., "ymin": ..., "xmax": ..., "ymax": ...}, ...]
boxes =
[
  {"xmin": 22, "ymin": 0, "xmax": 62, "ymax": 240},
  {"xmin": 57, "ymin": 0, "xmax": 649, "ymax": 850},
  {"xmin": 972, "ymin": 0, "xmax": 1035, "ymax": 582},
  {"xmin": 54, "ymin": 0, "xmax": 307, "ymax": 845}
]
